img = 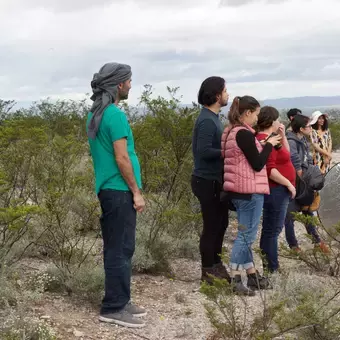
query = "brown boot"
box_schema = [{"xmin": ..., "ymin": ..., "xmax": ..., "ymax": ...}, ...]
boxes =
[
  {"xmin": 316, "ymin": 241, "xmax": 330, "ymax": 254},
  {"xmin": 214, "ymin": 263, "xmax": 231, "ymax": 283},
  {"xmin": 201, "ymin": 267, "xmax": 218, "ymax": 285}
]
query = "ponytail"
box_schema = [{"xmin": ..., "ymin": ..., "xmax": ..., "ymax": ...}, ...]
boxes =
[
  {"xmin": 228, "ymin": 96, "xmax": 241, "ymax": 125},
  {"xmin": 228, "ymin": 95, "xmax": 260, "ymax": 126}
]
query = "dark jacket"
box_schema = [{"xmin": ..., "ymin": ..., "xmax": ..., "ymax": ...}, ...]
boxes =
[{"xmin": 286, "ymin": 131, "xmax": 313, "ymax": 172}]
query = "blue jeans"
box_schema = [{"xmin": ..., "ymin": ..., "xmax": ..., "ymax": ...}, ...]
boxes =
[
  {"xmin": 231, "ymin": 194, "xmax": 264, "ymax": 270},
  {"xmin": 261, "ymin": 186, "xmax": 290, "ymax": 272},
  {"xmin": 98, "ymin": 189, "xmax": 136, "ymax": 315},
  {"xmin": 284, "ymin": 199, "xmax": 321, "ymax": 248}
]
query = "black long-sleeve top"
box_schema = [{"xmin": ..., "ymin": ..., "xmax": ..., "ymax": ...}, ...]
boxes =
[
  {"xmin": 192, "ymin": 108, "xmax": 224, "ymax": 182},
  {"xmin": 236, "ymin": 129, "xmax": 272, "ymax": 171}
]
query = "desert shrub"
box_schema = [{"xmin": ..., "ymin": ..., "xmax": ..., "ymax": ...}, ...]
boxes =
[
  {"xmin": 41, "ymin": 264, "xmax": 104, "ymax": 305},
  {"xmin": 0, "ymin": 268, "xmax": 53, "ymax": 339},
  {"xmin": 0, "ymin": 85, "xmax": 206, "ymax": 277},
  {"xmin": 0, "ymin": 273, "xmax": 18, "ymax": 309},
  {"xmin": 280, "ymin": 213, "xmax": 340, "ymax": 277},
  {"xmin": 329, "ymin": 121, "xmax": 340, "ymax": 151},
  {"xmin": 202, "ymin": 271, "xmax": 340, "ymax": 340},
  {"xmin": 0, "ymin": 117, "xmax": 45, "ymax": 266},
  {"xmin": 133, "ymin": 217, "xmax": 199, "ymax": 274},
  {"xmin": 1, "ymin": 89, "xmax": 203, "ymax": 275},
  {"xmin": 17, "ymin": 126, "xmax": 100, "ymax": 274},
  {"xmin": 0, "ymin": 318, "xmax": 56, "ymax": 340},
  {"xmin": 122, "ymin": 86, "xmax": 202, "ymax": 273}
]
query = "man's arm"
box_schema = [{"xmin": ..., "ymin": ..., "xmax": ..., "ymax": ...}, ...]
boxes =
[
  {"xmin": 196, "ymin": 119, "xmax": 221, "ymax": 160},
  {"xmin": 113, "ymin": 138, "xmax": 145, "ymax": 212},
  {"xmin": 108, "ymin": 109, "xmax": 144, "ymax": 212},
  {"xmin": 113, "ymin": 138, "xmax": 140, "ymax": 195}
]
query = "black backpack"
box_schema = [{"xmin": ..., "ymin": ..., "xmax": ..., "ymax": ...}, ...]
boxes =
[{"xmin": 295, "ymin": 175, "xmax": 315, "ymax": 206}]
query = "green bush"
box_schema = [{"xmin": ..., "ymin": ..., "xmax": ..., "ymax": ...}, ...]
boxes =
[
  {"xmin": 201, "ymin": 272, "xmax": 340, "ymax": 340},
  {"xmin": 43, "ymin": 264, "xmax": 104, "ymax": 305},
  {"xmin": 0, "ymin": 88, "xmax": 202, "ymax": 275},
  {"xmin": 280, "ymin": 213, "xmax": 340, "ymax": 277},
  {"xmin": 329, "ymin": 121, "xmax": 340, "ymax": 151},
  {"xmin": 0, "ymin": 320, "xmax": 56, "ymax": 340}
]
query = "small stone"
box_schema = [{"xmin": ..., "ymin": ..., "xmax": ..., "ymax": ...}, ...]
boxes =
[
  {"xmin": 40, "ymin": 315, "xmax": 51, "ymax": 320},
  {"xmin": 73, "ymin": 330, "xmax": 85, "ymax": 337}
]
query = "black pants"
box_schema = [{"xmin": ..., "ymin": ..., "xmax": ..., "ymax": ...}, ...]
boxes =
[
  {"xmin": 98, "ymin": 189, "xmax": 136, "ymax": 315},
  {"xmin": 191, "ymin": 175, "xmax": 229, "ymax": 268}
]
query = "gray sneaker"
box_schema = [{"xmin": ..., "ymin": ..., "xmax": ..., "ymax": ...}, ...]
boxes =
[
  {"xmin": 99, "ymin": 310, "xmax": 145, "ymax": 328},
  {"xmin": 124, "ymin": 302, "xmax": 147, "ymax": 317}
]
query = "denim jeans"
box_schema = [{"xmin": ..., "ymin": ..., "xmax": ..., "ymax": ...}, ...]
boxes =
[
  {"xmin": 284, "ymin": 199, "xmax": 321, "ymax": 248},
  {"xmin": 230, "ymin": 194, "xmax": 264, "ymax": 270},
  {"xmin": 98, "ymin": 189, "xmax": 136, "ymax": 315},
  {"xmin": 261, "ymin": 185, "xmax": 290, "ymax": 272},
  {"xmin": 191, "ymin": 176, "xmax": 229, "ymax": 268}
]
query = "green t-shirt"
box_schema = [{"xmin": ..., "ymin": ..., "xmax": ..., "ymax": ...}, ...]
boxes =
[{"xmin": 86, "ymin": 104, "xmax": 142, "ymax": 194}]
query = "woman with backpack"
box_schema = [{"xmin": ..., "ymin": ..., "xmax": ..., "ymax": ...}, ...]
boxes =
[
  {"xmin": 285, "ymin": 115, "xmax": 329, "ymax": 253},
  {"xmin": 255, "ymin": 106, "xmax": 296, "ymax": 273},
  {"xmin": 221, "ymin": 96, "xmax": 281, "ymax": 295}
]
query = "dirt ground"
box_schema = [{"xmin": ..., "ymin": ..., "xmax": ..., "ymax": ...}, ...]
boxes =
[
  {"xmin": 7, "ymin": 218, "xmax": 319, "ymax": 340},
  {"xmin": 3, "ymin": 153, "xmax": 340, "ymax": 340}
]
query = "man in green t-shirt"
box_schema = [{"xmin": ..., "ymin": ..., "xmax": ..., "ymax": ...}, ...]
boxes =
[{"xmin": 87, "ymin": 62, "xmax": 146, "ymax": 328}]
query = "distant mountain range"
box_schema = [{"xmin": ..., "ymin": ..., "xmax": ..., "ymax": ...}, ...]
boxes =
[
  {"xmin": 214, "ymin": 96, "xmax": 340, "ymax": 116},
  {"xmin": 259, "ymin": 96, "xmax": 340, "ymax": 112},
  {"xmin": 13, "ymin": 95, "xmax": 340, "ymax": 115}
]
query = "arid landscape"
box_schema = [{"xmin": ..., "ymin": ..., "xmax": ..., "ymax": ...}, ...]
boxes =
[{"xmin": 1, "ymin": 98, "xmax": 340, "ymax": 340}]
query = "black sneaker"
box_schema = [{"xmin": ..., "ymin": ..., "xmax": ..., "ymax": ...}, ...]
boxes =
[
  {"xmin": 99, "ymin": 310, "xmax": 145, "ymax": 328},
  {"xmin": 247, "ymin": 271, "xmax": 272, "ymax": 290},
  {"xmin": 231, "ymin": 275, "xmax": 255, "ymax": 296}
]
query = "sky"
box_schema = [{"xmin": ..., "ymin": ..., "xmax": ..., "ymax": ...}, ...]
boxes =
[{"xmin": 0, "ymin": 0, "xmax": 340, "ymax": 106}]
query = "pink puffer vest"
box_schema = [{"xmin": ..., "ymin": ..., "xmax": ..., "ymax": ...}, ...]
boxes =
[{"xmin": 221, "ymin": 124, "xmax": 269, "ymax": 195}]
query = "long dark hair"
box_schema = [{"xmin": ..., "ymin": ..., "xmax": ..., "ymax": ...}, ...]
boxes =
[
  {"xmin": 228, "ymin": 95, "xmax": 260, "ymax": 125},
  {"xmin": 312, "ymin": 115, "xmax": 328, "ymax": 131},
  {"xmin": 255, "ymin": 106, "xmax": 279, "ymax": 132}
]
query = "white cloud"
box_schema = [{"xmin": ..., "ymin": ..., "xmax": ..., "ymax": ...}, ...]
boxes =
[{"xmin": 0, "ymin": 0, "xmax": 339, "ymax": 105}]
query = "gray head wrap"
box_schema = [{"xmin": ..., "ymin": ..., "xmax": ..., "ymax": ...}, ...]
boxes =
[{"xmin": 87, "ymin": 62, "xmax": 132, "ymax": 139}]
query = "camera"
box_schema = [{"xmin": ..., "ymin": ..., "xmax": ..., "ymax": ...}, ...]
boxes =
[{"xmin": 266, "ymin": 132, "xmax": 282, "ymax": 150}]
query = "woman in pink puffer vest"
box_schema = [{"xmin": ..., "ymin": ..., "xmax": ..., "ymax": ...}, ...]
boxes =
[{"xmin": 221, "ymin": 96, "xmax": 281, "ymax": 296}]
